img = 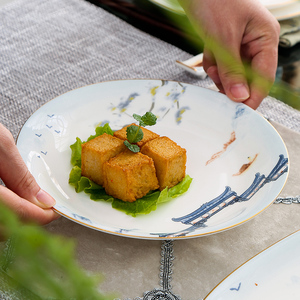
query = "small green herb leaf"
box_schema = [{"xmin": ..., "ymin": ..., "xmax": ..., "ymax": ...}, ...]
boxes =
[
  {"xmin": 124, "ymin": 140, "xmax": 140, "ymax": 153},
  {"xmin": 133, "ymin": 112, "xmax": 157, "ymax": 127},
  {"xmin": 126, "ymin": 125, "xmax": 143, "ymax": 143},
  {"xmin": 141, "ymin": 111, "xmax": 157, "ymax": 126},
  {"xmin": 132, "ymin": 114, "xmax": 143, "ymax": 125},
  {"xmin": 125, "ymin": 112, "xmax": 157, "ymax": 152}
]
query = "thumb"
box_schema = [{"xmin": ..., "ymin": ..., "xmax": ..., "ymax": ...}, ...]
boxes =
[
  {"xmin": 0, "ymin": 185, "xmax": 59, "ymax": 225},
  {"xmin": 0, "ymin": 124, "xmax": 55, "ymax": 208},
  {"xmin": 216, "ymin": 57, "xmax": 250, "ymax": 103}
]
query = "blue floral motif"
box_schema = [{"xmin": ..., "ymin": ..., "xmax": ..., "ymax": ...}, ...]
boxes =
[
  {"xmin": 231, "ymin": 104, "xmax": 249, "ymax": 132},
  {"xmin": 114, "ymin": 228, "xmax": 137, "ymax": 234},
  {"xmin": 175, "ymin": 106, "xmax": 190, "ymax": 124},
  {"xmin": 154, "ymin": 82, "xmax": 190, "ymax": 124},
  {"xmin": 167, "ymin": 89, "xmax": 186, "ymax": 104},
  {"xmin": 109, "ymin": 81, "xmax": 191, "ymax": 125},
  {"xmin": 72, "ymin": 213, "xmax": 93, "ymax": 225},
  {"xmin": 234, "ymin": 105, "xmax": 246, "ymax": 120},
  {"xmin": 120, "ymin": 93, "xmax": 139, "ymax": 109},
  {"xmin": 110, "ymin": 92, "xmax": 140, "ymax": 114}
]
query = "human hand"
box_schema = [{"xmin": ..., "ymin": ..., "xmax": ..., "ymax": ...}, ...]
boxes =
[
  {"xmin": 178, "ymin": 0, "xmax": 280, "ymax": 109},
  {"xmin": 0, "ymin": 123, "xmax": 60, "ymax": 225}
]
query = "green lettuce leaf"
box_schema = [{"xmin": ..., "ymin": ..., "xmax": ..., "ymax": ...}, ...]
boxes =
[
  {"xmin": 68, "ymin": 166, "xmax": 82, "ymax": 191},
  {"xmin": 69, "ymin": 124, "xmax": 193, "ymax": 217},
  {"xmin": 165, "ymin": 174, "xmax": 193, "ymax": 199},
  {"xmin": 70, "ymin": 138, "xmax": 82, "ymax": 168},
  {"xmin": 69, "ymin": 165, "xmax": 192, "ymax": 217},
  {"xmin": 112, "ymin": 191, "xmax": 160, "ymax": 217},
  {"xmin": 86, "ymin": 123, "xmax": 114, "ymax": 142},
  {"xmin": 70, "ymin": 123, "xmax": 114, "ymax": 168},
  {"xmin": 111, "ymin": 175, "xmax": 192, "ymax": 216}
]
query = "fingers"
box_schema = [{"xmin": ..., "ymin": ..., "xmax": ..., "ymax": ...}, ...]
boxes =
[
  {"xmin": 243, "ymin": 74, "xmax": 273, "ymax": 110},
  {"xmin": 203, "ymin": 49, "xmax": 224, "ymax": 93},
  {"xmin": 0, "ymin": 123, "xmax": 58, "ymax": 226},
  {"xmin": 203, "ymin": 34, "xmax": 252, "ymax": 103},
  {"xmin": 204, "ymin": 48, "xmax": 251, "ymax": 103},
  {"xmin": 0, "ymin": 185, "xmax": 60, "ymax": 225},
  {"xmin": 215, "ymin": 56, "xmax": 250, "ymax": 102},
  {"xmin": 203, "ymin": 42, "xmax": 276, "ymax": 110},
  {"xmin": 245, "ymin": 37, "xmax": 279, "ymax": 110},
  {"xmin": 0, "ymin": 124, "xmax": 56, "ymax": 209},
  {"xmin": 194, "ymin": 1, "xmax": 280, "ymax": 110}
]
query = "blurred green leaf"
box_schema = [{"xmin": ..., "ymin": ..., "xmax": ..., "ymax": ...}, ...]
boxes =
[
  {"xmin": 270, "ymin": 80, "xmax": 300, "ymax": 110},
  {"xmin": 0, "ymin": 202, "xmax": 113, "ymax": 299}
]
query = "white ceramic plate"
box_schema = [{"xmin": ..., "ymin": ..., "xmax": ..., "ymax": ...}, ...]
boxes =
[
  {"xmin": 204, "ymin": 230, "xmax": 300, "ymax": 299},
  {"xmin": 17, "ymin": 79, "xmax": 289, "ymax": 240},
  {"xmin": 148, "ymin": 0, "xmax": 299, "ymax": 19},
  {"xmin": 260, "ymin": 0, "xmax": 298, "ymax": 9},
  {"xmin": 269, "ymin": 2, "xmax": 300, "ymax": 20}
]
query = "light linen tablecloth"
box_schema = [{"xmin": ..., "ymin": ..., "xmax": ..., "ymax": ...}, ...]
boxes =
[{"xmin": 0, "ymin": 0, "xmax": 300, "ymax": 299}]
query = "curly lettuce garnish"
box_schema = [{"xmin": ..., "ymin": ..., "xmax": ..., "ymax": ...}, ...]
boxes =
[{"xmin": 69, "ymin": 123, "xmax": 192, "ymax": 217}]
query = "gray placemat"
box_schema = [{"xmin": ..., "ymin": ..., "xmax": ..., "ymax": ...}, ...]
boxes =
[
  {"xmin": 258, "ymin": 96, "xmax": 300, "ymax": 133},
  {"xmin": 0, "ymin": 0, "xmax": 300, "ymax": 299},
  {"xmin": 0, "ymin": 0, "xmax": 205, "ymax": 138},
  {"xmin": 1, "ymin": 0, "xmax": 299, "ymax": 139}
]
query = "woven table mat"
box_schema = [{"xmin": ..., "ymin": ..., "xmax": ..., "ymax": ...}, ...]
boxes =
[
  {"xmin": 1, "ymin": 0, "xmax": 299, "ymax": 137},
  {"xmin": 1, "ymin": 0, "xmax": 300, "ymax": 299},
  {"xmin": 1, "ymin": 0, "xmax": 204, "ymax": 139}
]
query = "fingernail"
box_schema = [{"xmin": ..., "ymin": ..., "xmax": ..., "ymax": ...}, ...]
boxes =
[
  {"xmin": 230, "ymin": 83, "xmax": 250, "ymax": 100},
  {"xmin": 36, "ymin": 189, "xmax": 56, "ymax": 208}
]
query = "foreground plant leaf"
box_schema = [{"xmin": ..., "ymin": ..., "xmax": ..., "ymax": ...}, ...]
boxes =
[{"xmin": 0, "ymin": 202, "xmax": 113, "ymax": 299}]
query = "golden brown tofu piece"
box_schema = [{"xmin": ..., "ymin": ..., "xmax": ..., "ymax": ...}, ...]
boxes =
[
  {"xmin": 141, "ymin": 136, "xmax": 186, "ymax": 190},
  {"xmin": 113, "ymin": 123, "xmax": 159, "ymax": 147},
  {"xmin": 103, "ymin": 150, "xmax": 159, "ymax": 202},
  {"xmin": 81, "ymin": 133, "xmax": 126, "ymax": 186}
]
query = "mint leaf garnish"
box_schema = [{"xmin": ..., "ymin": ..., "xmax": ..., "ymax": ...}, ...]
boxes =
[
  {"xmin": 126, "ymin": 125, "xmax": 143, "ymax": 144},
  {"xmin": 124, "ymin": 140, "xmax": 140, "ymax": 153},
  {"xmin": 125, "ymin": 112, "xmax": 157, "ymax": 152},
  {"xmin": 136, "ymin": 112, "xmax": 157, "ymax": 126}
]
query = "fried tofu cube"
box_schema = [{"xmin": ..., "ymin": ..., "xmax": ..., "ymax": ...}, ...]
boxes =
[
  {"xmin": 141, "ymin": 136, "xmax": 186, "ymax": 190},
  {"xmin": 103, "ymin": 150, "xmax": 159, "ymax": 202},
  {"xmin": 81, "ymin": 133, "xmax": 126, "ymax": 186},
  {"xmin": 113, "ymin": 123, "xmax": 159, "ymax": 147}
]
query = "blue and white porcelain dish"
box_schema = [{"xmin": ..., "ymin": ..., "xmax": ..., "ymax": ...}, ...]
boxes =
[
  {"xmin": 17, "ymin": 79, "xmax": 289, "ymax": 240},
  {"xmin": 204, "ymin": 230, "xmax": 300, "ymax": 299}
]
